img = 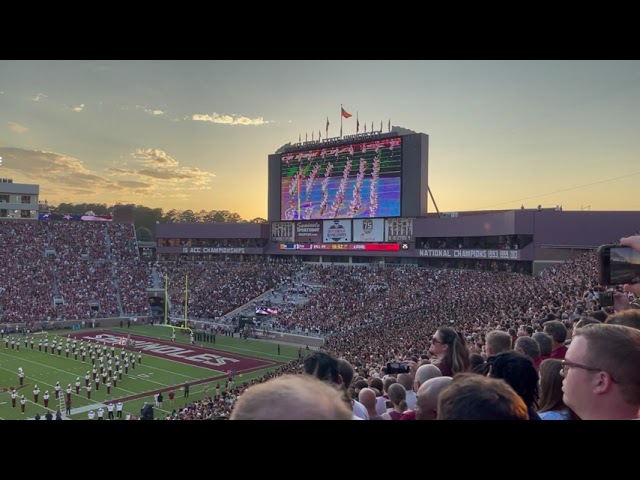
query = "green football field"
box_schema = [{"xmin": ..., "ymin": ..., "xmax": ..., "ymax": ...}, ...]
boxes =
[{"xmin": 0, "ymin": 325, "xmax": 302, "ymax": 420}]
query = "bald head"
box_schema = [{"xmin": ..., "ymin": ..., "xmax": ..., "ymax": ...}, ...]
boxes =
[
  {"xmin": 230, "ymin": 374, "xmax": 352, "ymax": 420},
  {"xmin": 358, "ymin": 388, "xmax": 377, "ymax": 411},
  {"xmin": 416, "ymin": 376, "xmax": 452, "ymax": 420},
  {"xmin": 415, "ymin": 364, "xmax": 442, "ymax": 384}
]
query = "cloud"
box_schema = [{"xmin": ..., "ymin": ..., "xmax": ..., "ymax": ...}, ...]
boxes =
[
  {"xmin": 132, "ymin": 148, "xmax": 179, "ymax": 167},
  {"xmin": 8, "ymin": 122, "xmax": 28, "ymax": 134},
  {"xmin": 72, "ymin": 103, "xmax": 85, "ymax": 113},
  {"xmin": 192, "ymin": 112, "xmax": 268, "ymax": 126},
  {"xmin": 131, "ymin": 148, "xmax": 216, "ymax": 186},
  {"xmin": 0, "ymin": 146, "xmax": 216, "ymax": 205},
  {"xmin": 32, "ymin": 93, "xmax": 48, "ymax": 102},
  {"xmin": 135, "ymin": 105, "xmax": 165, "ymax": 117}
]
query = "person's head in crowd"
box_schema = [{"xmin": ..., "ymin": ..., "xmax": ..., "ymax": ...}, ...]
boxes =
[
  {"xmin": 303, "ymin": 351, "xmax": 341, "ymax": 384},
  {"xmin": 383, "ymin": 376, "xmax": 397, "ymax": 395},
  {"xmin": 532, "ymin": 331, "xmax": 553, "ymax": 358},
  {"xmin": 415, "ymin": 376, "xmax": 453, "ymax": 420},
  {"xmin": 561, "ymin": 323, "xmax": 640, "ymax": 420},
  {"xmin": 574, "ymin": 317, "xmax": 602, "ymax": 330},
  {"xmin": 487, "ymin": 351, "xmax": 540, "ymax": 420},
  {"xmin": 382, "ymin": 382, "xmax": 408, "ymax": 419},
  {"xmin": 369, "ymin": 376, "xmax": 384, "ymax": 394},
  {"xmin": 469, "ymin": 353, "xmax": 485, "ymax": 373},
  {"xmin": 437, "ymin": 373, "xmax": 528, "ymax": 420},
  {"xmin": 412, "ymin": 364, "xmax": 442, "ymax": 398},
  {"xmin": 525, "ymin": 326, "xmax": 534, "ymax": 336},
  {"xmin": 358, "ymin": 388, "xmax": 382, "ymax": 419},
  {"xmin": 543, "ymin": 320, "xmax": 568, "ymax": 349},
  {"xmin": 486, "ymin": 330, "xmax": 512, "ymax": 357},
  {"xmin": 428, "ymin": 326, "xmax": 470, "ymax": 377},
  {"xmin": 514, "ymin": 336, "xmax": 541, "ymax": 367},
  {"xmin": 537, "ymin": 359, "xmax": 576, "ymax": 420},
  {"xmin": 230, "ymin": 374, "xmax": 352, "ymax": 420},
  {"xmin": 353, "ymin": 379, "xmax": 370, "ymax": 398},
  {"xmin": 337, "ymin": 358, "xmax": 355, "ymax": 390},
  {"xmin": 589, "ymin": 310, "xmax": 608, "ymax": 323},
  {"xmin": 605, "ymin": 310, "xmax": 640, "ymax": 330}
]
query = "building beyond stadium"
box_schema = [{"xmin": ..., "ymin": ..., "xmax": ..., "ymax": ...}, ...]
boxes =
[{"xmin": 155, "ymin": 127, "xmax": 640, "ymax": 275}]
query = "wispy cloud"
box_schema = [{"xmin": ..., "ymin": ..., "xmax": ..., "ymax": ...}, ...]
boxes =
[
  {"xmin": 72, "ymin": 103, "xmax": 85, "ymax": 113},
  {"xmin": 8, "ymin": 122, "xmax": 28, "ymax": 134},
  {"xmin": 130, "ymin": 148, "xmax": 216, "ymax": 187},
  {"xmin": 192, "ymin": 112, "xmax": 268, "ymax": 126},
  {"xmin": 31, "ymin": 93, "xmax": 48, "ymax": 102},
  {"xmin": 135, "ymin": 105, "xmax": 165, "ymax": 116}
]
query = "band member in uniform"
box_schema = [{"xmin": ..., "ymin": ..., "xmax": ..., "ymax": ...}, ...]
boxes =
[
  {"xmin": 85, "ymin": 371, "xmax": 91, "ymax": 387},
  {"xmin": 20, "ymin": 395, "xmax": 26, "ymax": 415},
  {"xmin": 106, "ymin": 379, "xmax": 111, "ymax": 395},
  {"xmin": 86, "ymin": 384, "xmax": 92, "ymax": 399},
  {"xmin": 107, "ymin": 403, "xmax": 115, "ymax": 420},
  {"xmin": 33, "ymin": 385, "xmax": 40, "ymax": 403},
  {"xmin": 54, "ymin": 382, "xmax": 61, "ymax": 399},
  {"xmin": 116, "ymin": 401, "xmax": 123, "ymax": 419},
  {"xmin": 18, "ymin": 367, "xmax": 25, "ymax": 386},
  {"xmin": 66, "ymin": 384, "xmax": 72, "ymax": 401},
  {"xmin": 75, "ymin": 377, "xmax": 81, "ymax": 394},
  {"xmin": 95, "ymin": 376, "xmax": 100, "ymax": 391},
  {"xmin": 43, "ymin": 390, "xmax": 50, "ymax": 408},
  {"xmin": 11, "ymin": 389, "xmax": 17, "ymax": 408}
]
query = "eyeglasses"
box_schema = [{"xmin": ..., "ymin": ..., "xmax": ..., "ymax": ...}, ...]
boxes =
[{"xmin": 560, "ymin": 359, "xmax": 617, "ymax": 383}]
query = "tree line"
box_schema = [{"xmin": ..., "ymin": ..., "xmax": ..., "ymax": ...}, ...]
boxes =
[{"xmin": 48, "ymin": 203, "xmax": 267, "ymax": 241}]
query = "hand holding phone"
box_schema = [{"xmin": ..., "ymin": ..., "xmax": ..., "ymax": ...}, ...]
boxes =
[{"xmin": 597, "ymin": 243, "xmax": 640, "ymax": 286}]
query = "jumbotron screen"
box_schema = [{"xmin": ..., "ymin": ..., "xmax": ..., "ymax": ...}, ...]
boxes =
[{"xmin": 280, "ymin": 137, "xmax": 402, "ymax": 220}]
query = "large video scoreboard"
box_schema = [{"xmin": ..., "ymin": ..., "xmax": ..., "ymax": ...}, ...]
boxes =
[
  {"xmin": 268, "ymin": 130, "xmax": 428, "ymax": 223},
  {"xmin": 279, "ymin": 137, "xmax": 402, "ymax": 221}
]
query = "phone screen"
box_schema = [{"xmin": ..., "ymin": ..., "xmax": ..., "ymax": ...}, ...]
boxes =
[{"xmin": 609, "ymin": 247, "xmax": 640, "ymax": 284}]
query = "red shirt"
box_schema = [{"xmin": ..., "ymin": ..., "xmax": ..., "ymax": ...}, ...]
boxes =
[{"xmin": 549, "ymin": 345, "xmax": 568, "ymax": 360}]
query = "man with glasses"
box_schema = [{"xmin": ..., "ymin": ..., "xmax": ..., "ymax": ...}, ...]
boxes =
[{"xmin": 560, "ymin": 323, "xmax": 640, "ymax": 420}]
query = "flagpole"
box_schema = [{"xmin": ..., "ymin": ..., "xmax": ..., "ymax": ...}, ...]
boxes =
[
  {"xmin": 340, "ymin": 104, "xmax": 343, "ymax": 138},
  {"xmin": 184, "ymin": 274, "xmax": 188, "ymax": 328}
]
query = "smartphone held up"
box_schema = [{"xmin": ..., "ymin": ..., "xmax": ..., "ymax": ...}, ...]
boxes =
[{"xmin": 597, "ymin": 244, "xmax": 640, "ymax": 286}]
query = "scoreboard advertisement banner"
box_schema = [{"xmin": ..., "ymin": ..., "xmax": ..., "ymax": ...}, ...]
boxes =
[
  {"xmin": 280, "ymin": 243, "xmax": 400, "ymax": 251},
  {"xmin": 385, "ymin": 218, "xmax": 414, "ymax": 242},
  {"xmin": 323, "ymin": 219, "xmax": 352, "ymax": 243},
  {"xmin": 352, "ymin": 218, "xmax": 384, "ymax": 242},
  {"xmin": 294, "ymin": 221, "xmax": 322, "ymax": 243},
  {"xmin": 271, "ymin": 222, "xmax": 294, "ymax": 242}
]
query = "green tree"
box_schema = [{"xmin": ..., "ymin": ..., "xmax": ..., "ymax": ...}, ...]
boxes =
[{"xmin": 136, "ymin": 226, "xmax": 153, "ymax": 241}]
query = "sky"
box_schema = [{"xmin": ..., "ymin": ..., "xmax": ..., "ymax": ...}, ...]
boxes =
[{"xmin": 0, "ymin": 60, "xmax": 639, "ymax": 220}]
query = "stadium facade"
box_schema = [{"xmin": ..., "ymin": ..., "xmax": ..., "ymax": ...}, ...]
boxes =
[{"xmin": 155, "ymin": 127, "xmax": 640, "ymax": 275}]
